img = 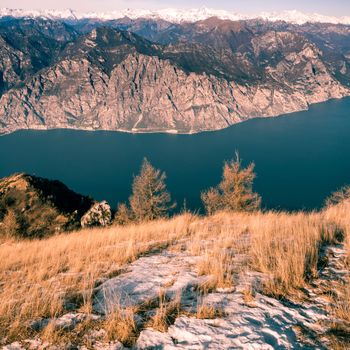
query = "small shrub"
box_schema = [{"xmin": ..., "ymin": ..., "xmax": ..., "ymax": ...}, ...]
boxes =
[
  {"xmin": 201, "ymin": 188, "xmax": 222, "ymax": 215},
  {"xmin": 0, "ymin": 209, "xmax": 19, "ymax": 238},
  {"xmin": 114, "ymin": 203, "xmax": 133, "ymax": 226},
  {"xmin": 325, "ymin": 186, "xmax": 350, "ymax": 207}
]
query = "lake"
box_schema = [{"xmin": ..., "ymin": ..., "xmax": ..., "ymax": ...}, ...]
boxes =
[{"xmin": 1, "ymin": 97, "xmax": 350, "ymax": 212}]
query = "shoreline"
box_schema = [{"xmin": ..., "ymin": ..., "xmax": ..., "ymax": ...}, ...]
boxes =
[{"xmin": 1, "ymin": 95, "xmax": 349, "ymax": 137}]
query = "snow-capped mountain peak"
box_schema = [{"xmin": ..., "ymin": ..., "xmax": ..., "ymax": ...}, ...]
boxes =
[
  {"xmin": 0, "ymin": 7, "xmax": 350, "ymax": 25},
  {"xmin": 258, "ymin": 9, "xmax": 350, "ymax": 25},
  {"xmin": 0, "ymin": 7, "xmax": 78, "ymax": 20}
]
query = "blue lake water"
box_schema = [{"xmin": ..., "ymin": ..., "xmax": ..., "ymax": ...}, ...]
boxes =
[{"xmin": 1, "ymin": 97, "xmax": 350, "ymax": 212}]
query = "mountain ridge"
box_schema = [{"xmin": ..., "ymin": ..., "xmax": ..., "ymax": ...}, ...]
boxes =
[
  {"xmin": 1, "ymin": 7, "xmax": 350, "ymax": 25},
  {"xmin": 0, "ymin": 17, "xmax": 350, "ymax": 135}
]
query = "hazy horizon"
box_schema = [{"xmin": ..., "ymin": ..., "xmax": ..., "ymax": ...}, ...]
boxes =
[{"xmin": 1, "ymin": 0, "xmax": 348, "ymax": 17}]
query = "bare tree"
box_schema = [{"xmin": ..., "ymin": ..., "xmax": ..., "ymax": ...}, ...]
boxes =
[
  {"xmin": 129, "ymin": 158, "xmax": 175, "ymax": 222},
  {"xmin": 202, "ymin": 152, "xmax": 261, "ymax": 214}
]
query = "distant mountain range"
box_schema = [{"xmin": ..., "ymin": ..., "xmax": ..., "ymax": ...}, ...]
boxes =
[
  {"xmin": 1, "ymin": 7, "xmax": 350, "ymax": 25},
  {"xmin": 0, "ymin": 11, "xmax": 350, "ymax": 135}
]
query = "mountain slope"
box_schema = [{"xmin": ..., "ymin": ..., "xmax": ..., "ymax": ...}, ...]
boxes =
[
  {"xmin": 0, "ymin": 173, "xmax": 93, "ymax": 238},
  {"xmin": 0, "ymin": 19, "xmax": 349, "ymax": 134},
  {"xmin": 0, "ymin": 17, "xmax": 77, "ymax": 94}
]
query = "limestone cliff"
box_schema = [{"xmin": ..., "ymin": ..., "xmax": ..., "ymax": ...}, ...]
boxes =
[{"xmin": 0, "ymin": 21, "xmax": 349, "ymax": 135}]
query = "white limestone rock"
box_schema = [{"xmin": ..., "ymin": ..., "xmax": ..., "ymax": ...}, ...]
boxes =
[{"xmin": 81, "ymin": 201, "xmax": 112, "ymax": 228}]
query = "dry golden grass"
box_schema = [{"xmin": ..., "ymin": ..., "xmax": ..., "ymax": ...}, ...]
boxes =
[
  {"xmin": 196, "ymin": 277, "xmax": 220, "ymax": 295},
  {"xmin": 332, "ymin": 279, "xmax": 350, "ymax": 323},
  {"xmin": 323, "ymin": 200, "xmax": 350, "ymax": 263},
  {"xmin": 1, "ymin": 199, "xmax": 350, "ymax": 345},
  {"xmin": 104, "ymin": 305, "xmax": 137, "ymax": 346},
  {"xmin": 197, "ymin": 249, "xmax": 235, "ymax": 288},
  {"xmin": 187, "ymin": 208, "xmax": 348, "ymax": 297},
  {"xmin": 40, "ymin": 322, "xmax": 62, "ymax": 345},
  {"xmin": 146, "ymin": 290, "xmax": 181, "ymax": 332},
  {"xmin": 242, "ymin": 286, "xmax": 256, "ymax": 304},
  {"xmin": 0, "ymin": 213, "xmax": 194, "ymax": 341},
  {"xmin": 195, "ymin": 298, "xmax": 225, "ymax": 319}
]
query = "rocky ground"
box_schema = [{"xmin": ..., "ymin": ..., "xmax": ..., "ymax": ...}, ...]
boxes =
[{"xmin": 2, "ymin": 238, "xmax": 348, "ymax": 350}]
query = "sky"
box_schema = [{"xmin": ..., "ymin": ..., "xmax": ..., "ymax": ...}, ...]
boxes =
[{"xmin": 1, "ymin": 0, "xmax": 349, "ymax": 17}]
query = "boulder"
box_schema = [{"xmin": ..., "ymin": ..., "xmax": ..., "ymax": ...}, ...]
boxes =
[{"xmin": 81, "ymin": 201, "xmax": 112, "ymax": 228}]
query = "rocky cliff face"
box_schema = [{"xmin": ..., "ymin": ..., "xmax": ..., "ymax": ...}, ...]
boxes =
[
  {"xmin": 0, "ymin": 17, "xmax": 77, "ymax": 94},
  {"xmin": 0, "ymin": 19, "xmax": 349, "ymax": 135}
]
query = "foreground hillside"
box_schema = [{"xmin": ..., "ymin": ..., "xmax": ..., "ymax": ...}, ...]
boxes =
[
  {"xmin": 1, "ymin": 200, "xmax": 349, "ymax": 349},
  {"xmin": 0, "ymin": 173, "xmax": 94, "ymax": 238}
]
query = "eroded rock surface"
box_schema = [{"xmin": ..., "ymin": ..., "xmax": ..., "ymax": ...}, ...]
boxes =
[
  {"xmin": 136, "ymin": 244, "xmax": 349, "ymax": 350},
  {"xmin": 93, "ymin": 251, "xmax": 207, "ymax": 314}
]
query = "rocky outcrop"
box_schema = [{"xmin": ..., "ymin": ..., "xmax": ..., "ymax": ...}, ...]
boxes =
[
  {"xmin": 0, "ymin": 173, "xmax": 93, "ymax": 238},
  {"xmin": 0, "ymin": 21, "xmax": 349, "ymax": 135},
  {"xmin": 81, "ymin": 201, "xmax": 112, "ymax": 228}
]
